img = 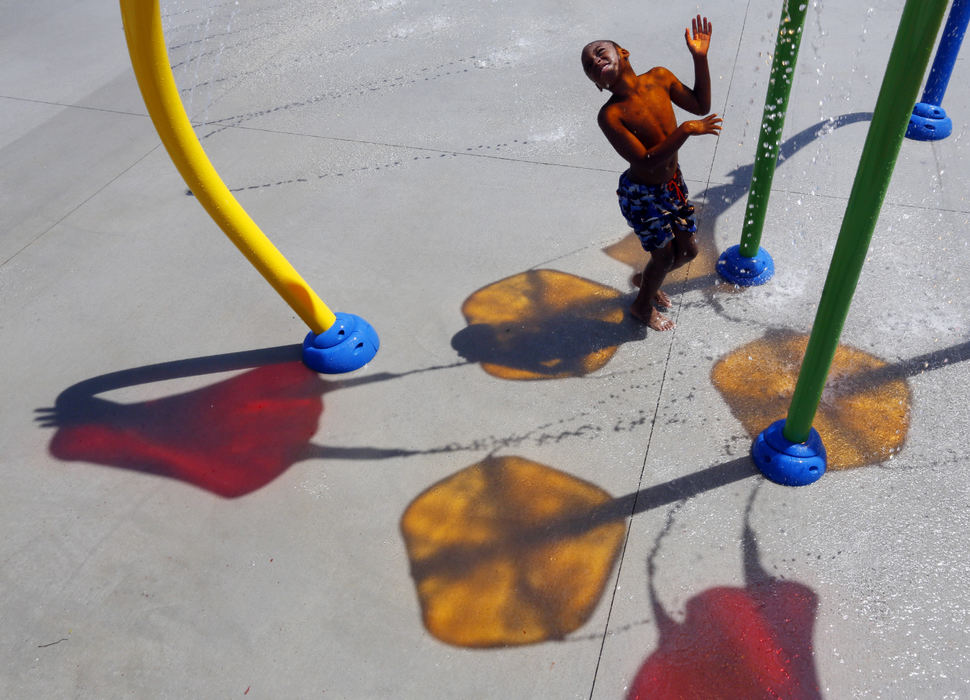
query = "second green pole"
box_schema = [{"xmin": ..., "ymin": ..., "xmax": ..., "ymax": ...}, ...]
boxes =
[
  {"xmin": 752, "ymin": 0, "xmax": 950, "ymax": 485},
  {"xmin": 717, "ymin": 0, "xmax": 809, "ymax": 286}
]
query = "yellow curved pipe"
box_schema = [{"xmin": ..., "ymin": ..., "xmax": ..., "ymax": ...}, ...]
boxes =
[{"xmin": 119, "ymin": 0, "xmax": 336, "ymax": 334}]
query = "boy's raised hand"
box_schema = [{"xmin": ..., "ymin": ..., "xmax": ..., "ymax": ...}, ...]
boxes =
[
  {"xmin": 684, "ymin": 114, "xmax": 722, "ymax": 136},
  {"xmin": 685, "ymin": 15, "xmax": 712, "ymax": 57}
]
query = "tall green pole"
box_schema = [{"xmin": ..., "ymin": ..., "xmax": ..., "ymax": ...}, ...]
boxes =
[
  {"xmin": 784, "ymin": 0, "xmax": 948, "ymax": 441},
  {"xmin": 752, "ymin": 0, "xmax": 949, "ymax": 485},
  {"xmin": 717, "ymin": 0, "xmax": 809, "ymax": 286}
]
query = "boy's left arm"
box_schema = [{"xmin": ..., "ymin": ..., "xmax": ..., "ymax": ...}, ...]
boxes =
[{"xmin": 670, "ymin": 14, "xmax": 712, "ymax": 115}]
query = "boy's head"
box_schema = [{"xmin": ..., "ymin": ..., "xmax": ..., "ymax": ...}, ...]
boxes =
[{"xmin": 581, "ymin": 40, "xmax": 630, "ymax": 92}]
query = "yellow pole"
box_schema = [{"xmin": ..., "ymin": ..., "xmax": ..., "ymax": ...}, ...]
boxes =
[{"xmin": 119, "ymin": 0, "xmax": 336, "ymax": 334}]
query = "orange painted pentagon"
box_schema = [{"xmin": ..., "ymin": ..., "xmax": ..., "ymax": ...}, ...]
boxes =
[
  {"xmin": 459, "ymin": 270, "xmax": 631, "ymax": 380},
  {"xmin": 712, "ymin": 332, "xmax": 910, "ymax": 470},
  {"xmin": 400, "ymin": 456, "xmax": 625, "ymax": 647}
]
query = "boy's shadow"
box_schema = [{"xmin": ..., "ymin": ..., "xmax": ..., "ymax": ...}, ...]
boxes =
[
  {"xmin": 452, "ymin": 312, "xmax": 645, "ymax": 378},
  {"xmin": 451, "ymin": 269, "xmax": 646, "ymax": 380}
]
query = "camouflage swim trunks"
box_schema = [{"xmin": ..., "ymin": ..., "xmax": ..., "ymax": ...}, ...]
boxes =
[{"xmin": 617, "ymin": 168, "xmax": 697, "ymax": 252}]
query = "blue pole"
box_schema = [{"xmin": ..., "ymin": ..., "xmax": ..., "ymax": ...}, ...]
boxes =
[{"xmin": 907, "ymin": 0, "xmax": 970, "ymax": 140}]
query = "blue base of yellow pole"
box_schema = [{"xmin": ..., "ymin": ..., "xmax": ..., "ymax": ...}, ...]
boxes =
[
  {"xmin": 302, "ymin": 312, "xmax": 380, "ymax": 373},
  {"xmin": 906, "ymin": 102, "xmax": 953, "ymax": 140},
  {"xmin": 751, "ymin": 419, "xmax": 826, "ymax": 486},
  {"xmin": 716, "ymin": 245, "xmax": 775, "ymax": 286}
]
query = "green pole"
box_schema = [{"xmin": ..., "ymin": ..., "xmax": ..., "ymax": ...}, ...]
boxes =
[
  {"xmin": 738, "ymin": 0, "xmax": 809, "ymax": 258},
  {"xmin": 783, "ymin": 0, "xmax": 949, "ymax": 443}
]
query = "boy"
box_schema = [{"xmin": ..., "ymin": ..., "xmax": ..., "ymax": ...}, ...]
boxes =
[{"xmin": 582, "ymin": 16, "xmax": 721, "ymax": 331}]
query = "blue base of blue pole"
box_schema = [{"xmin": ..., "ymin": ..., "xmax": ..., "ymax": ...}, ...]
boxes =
[
  {"xmin": 302, "ymin": 312, "xmax": 380, "ymax": 373},
  {"xmin": 716, "ymin": 245, "xmax": 775, "ymax": 286},
  {"xmin": 751, "ymin": 419, "xmax": 826, "ymax": 486},
  {"xmin": 906, "ymin": 102, "xmax": 953, "ymax": 141}
]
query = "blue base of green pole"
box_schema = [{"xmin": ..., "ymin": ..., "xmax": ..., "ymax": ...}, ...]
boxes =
[
  {"xmin": 906, "ymin": 102, "xmax": 953, "ymax": 140},
  {"xmin": 302, "ymin": 312, "xmax": 380, "ymax": 373},
  {"xmin": 716, "ymin": 245, "xmax": 775, "ymax": 286},
  {"xmin": 751, "ymin": 419, "xmax": 826, "ymax": 486}
]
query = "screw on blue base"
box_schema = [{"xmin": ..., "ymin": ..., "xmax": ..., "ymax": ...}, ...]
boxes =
[
  {"xmin": 751, "ymin": 419, "xmax": 826, "ymax": 486},
  {"xmin": 716, "ymin": 245, "xmax": 775, "ymax": 286},
  {"xmin": 905, "ymin": 102, "xmax": 953, "ymax": 141},
  {"xmin": 302, "ymin": 312, "xmax": 379, "ymax": 373}
]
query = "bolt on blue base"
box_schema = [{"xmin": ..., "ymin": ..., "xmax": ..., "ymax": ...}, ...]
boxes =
[
  {"xmin": 716, "ymin": 245, "xmax": 775, "ymax": 286},
  {"xmin": 906, "ymin": 102, "xmax": 953, "ymax": 141},
  {"xmin": 751, "ymin": 419, "xmax": 826, "ymax": 486},
  {"xmin": 302, "ymin": 312, "xmax": 379, "ymax": 373}
]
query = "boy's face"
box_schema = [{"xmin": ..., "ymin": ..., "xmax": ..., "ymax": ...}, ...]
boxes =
[{"xmin": 581, "ymin": 41, "xmax": 627, "ymax": 91}]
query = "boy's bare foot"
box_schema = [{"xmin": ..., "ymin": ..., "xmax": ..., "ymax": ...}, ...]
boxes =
[
  {"xmin": 631, "ymin": 304, "xmax": 675, "ymax": 331},
  {"xmin": 631, "ymin": 273, "xmax": 672, "ymax": 309}
]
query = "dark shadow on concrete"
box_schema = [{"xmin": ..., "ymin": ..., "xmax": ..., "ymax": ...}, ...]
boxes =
[
  {"xmin": 699, "ymin": 111, "xmax": 874, "ymax": 220},
  {"xmin": 452, "ymin": 269, "xmax": 648, "ymax": 379},
  {"xmin": 405, "ymin": 456, "xmax": 759, "ymax": 578},
  {"xmin": 838, "ymin": 338, "xmax": 970, "ymax": 393},
  {"xmin": 700, "ymin": 111, "xmax": 872, "ymax": 256},
  {"xmin": 452, "ymin": 311, "xmax": 646, "ymax": 377},
  {"xmin": 606, "ymin": 456, "xmax": 757, "ymax": 522},
  {"xmin": 35, "ymin": 345, "xmax": 469, "ymax": 430},
  {"xmin": 36, "ymin": 345, "xmax": 304, "ymax": 426}
]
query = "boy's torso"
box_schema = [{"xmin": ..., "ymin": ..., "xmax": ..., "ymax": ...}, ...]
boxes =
[{"xmin": 607, "ymin": 69, "xmax": 680, "ymax": 184}]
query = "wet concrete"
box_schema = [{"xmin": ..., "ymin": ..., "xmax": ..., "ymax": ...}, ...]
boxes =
[{"xmin": 1, "ymin": 0, "xmax": 968, "ymax": 697}]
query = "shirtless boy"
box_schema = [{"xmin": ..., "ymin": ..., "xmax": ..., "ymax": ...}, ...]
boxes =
[{"xmin": 582, "ymin": 16, "xmax": 721, "ymax": 330}]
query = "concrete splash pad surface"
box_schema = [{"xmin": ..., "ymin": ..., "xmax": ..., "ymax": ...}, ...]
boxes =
[{"xmin": 1, "ymin": 0, "xmax": 969, "ymax": 697}]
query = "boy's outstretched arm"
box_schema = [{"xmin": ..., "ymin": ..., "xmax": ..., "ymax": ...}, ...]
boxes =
[
  {"xmin": 598, "ymin": 109, "xmax": 721, "ymax": 167},
  {"xmin": 669, "ymin": 14, "xmax": 712, "ymax": 115}
]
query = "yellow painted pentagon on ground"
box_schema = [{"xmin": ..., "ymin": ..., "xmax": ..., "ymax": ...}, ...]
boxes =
[
  {"xmin": 712, "ymin": 332, "xmax": 910, "ymax": 470},
  {"xmin": 460, "ymin": 270, "xmax": 627, "ymax": 380},
  {"xmin": 400, "ymin": 456, "xmax": 625, "ymax": 647}
]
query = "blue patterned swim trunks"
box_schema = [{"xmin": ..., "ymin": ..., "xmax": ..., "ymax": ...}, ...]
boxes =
[{"xmin": 617, "ymin": 168, "xmax": 697, "ymax": 252}]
